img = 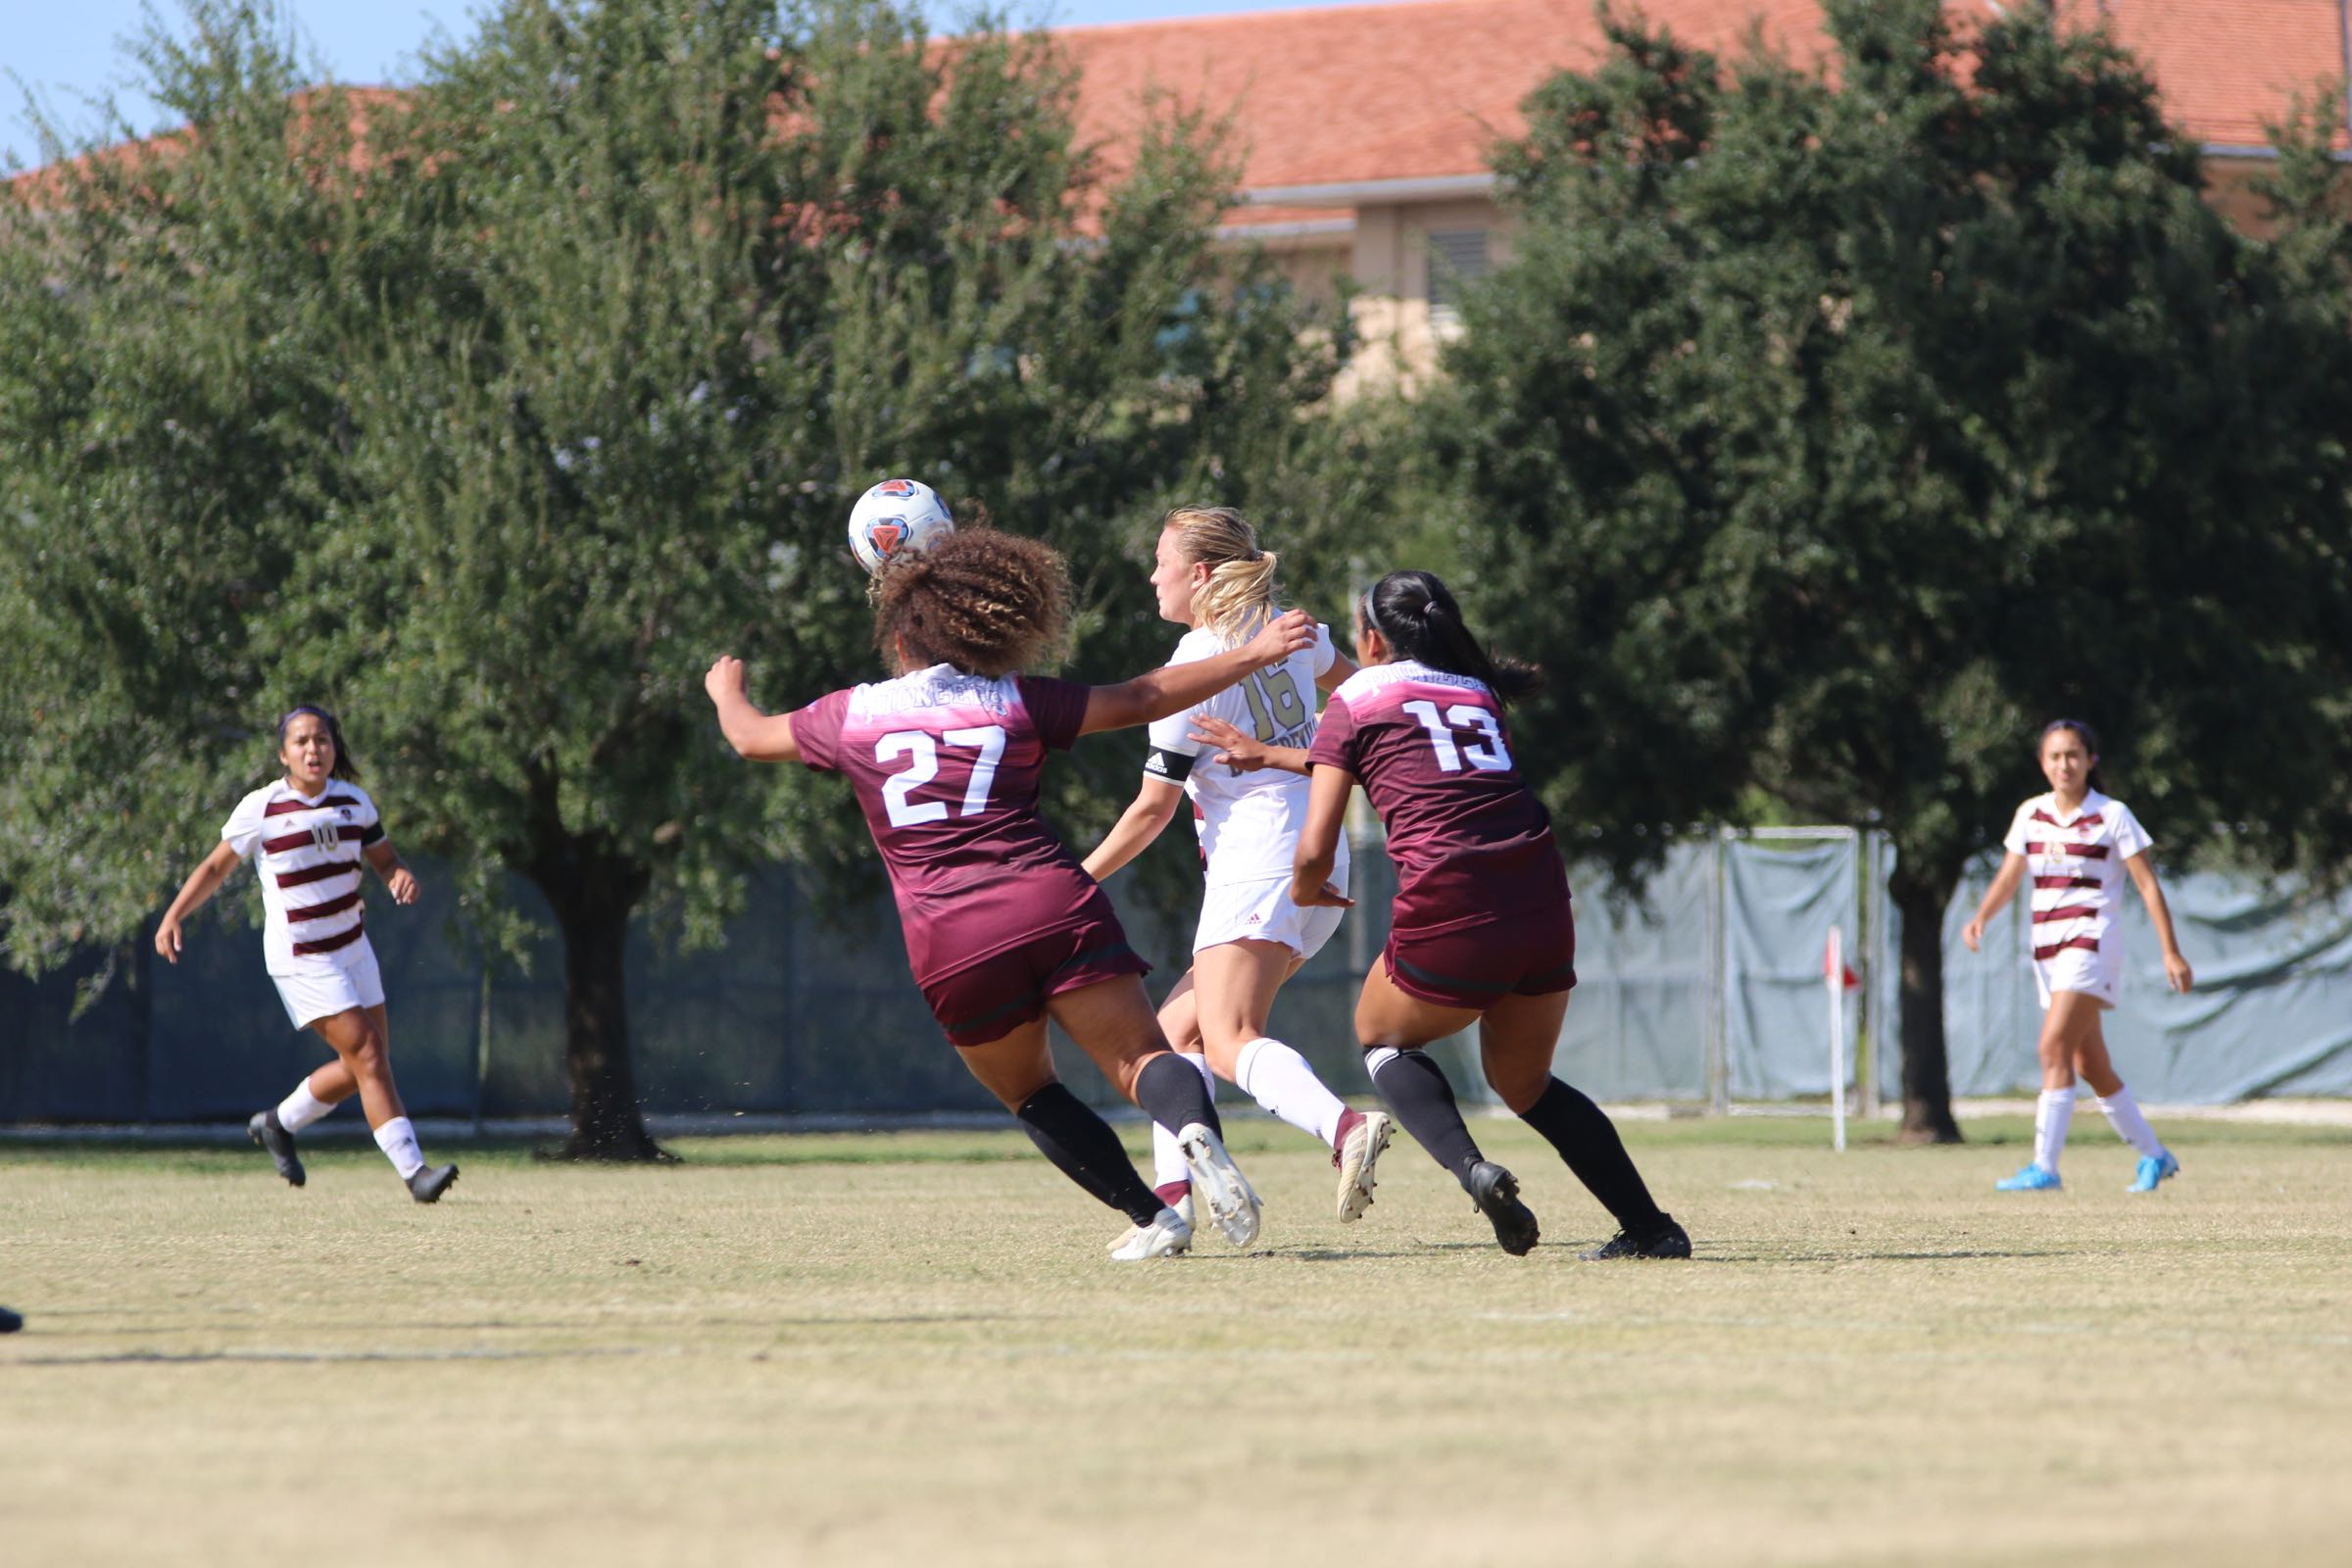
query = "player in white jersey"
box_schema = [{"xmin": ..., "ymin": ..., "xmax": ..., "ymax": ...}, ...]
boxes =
[
  {"xmin": 154, "ymin": 707, "xmax": 457, "ymax": 1202},
  {"xmin": 1081, "ymin": 507, "xmax": 1391, "ymax": 1253},
  {"xmin": 1962, "ymin": 720, "xmax": 2194, "ymax": 1194}
]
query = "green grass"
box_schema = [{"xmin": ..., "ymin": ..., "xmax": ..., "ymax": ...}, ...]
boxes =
[{"xmin": 5, "ymin": 1115, "xmax": 2349, "ymax": 1567}]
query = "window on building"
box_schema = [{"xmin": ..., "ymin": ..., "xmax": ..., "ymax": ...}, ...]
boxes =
[{"xmin": 1426, "ymin": 228, "xmax": 1492, "ymax": 323}]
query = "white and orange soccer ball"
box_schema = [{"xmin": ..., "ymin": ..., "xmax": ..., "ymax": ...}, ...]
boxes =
[{"xmin": 846, "ymin": 478, "xmax": 955, "ymax": 575}]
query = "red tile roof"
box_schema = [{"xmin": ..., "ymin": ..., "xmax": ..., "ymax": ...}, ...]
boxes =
[{"xmin": 1057, "ymin": 0, "xmax": 2348, "ymax": 228}]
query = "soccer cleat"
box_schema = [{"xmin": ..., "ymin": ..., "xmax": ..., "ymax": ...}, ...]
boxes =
[
  {"xmin": 1108, "ymin": 1205, "xmax": 1195, "ymax": 1261},
  {"xmin": 1466, "ymin": 1160, "xmax": 1540, "ymax": 1256},
  {"xmin": 0, "ymin": 1305, "xmax": 21, "ymax": 1334},
  {"xmin": 407, "ymin": 1163, "xmax": 459, "ymax": 1203},
  {"xmin": 1333, "ymin": 1109, "xmax": 1394, "ymax": 1222},
  {"xmin": 1995, "ymin": 1162, "xmax": 2063, "ymax": 1192},
  {"xmin": 2128, "ymin": 1151, "xmax": 2180, "ymax": 1193},
  {"xmin": 247, "ymin": 1109, "xmax": 306, "ymax": 1188},
  {"xmin": 1580, "ymin": 1216, "xmax": 1692, "ymax": 1261},
  {"xmin": 1175, "ymin": 1123, "xmax": 1261, "ymax": 1249},
  {"xmin": 1109, "ymin": 1192, "xmax": 1196, "ymax": 1256}
]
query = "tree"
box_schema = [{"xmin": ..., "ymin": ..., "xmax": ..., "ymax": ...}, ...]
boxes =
[
  {"xmin": 0, "ymin": 0, "xmax": 1348, "ymax": 1153},
  {"xmin": 1441, "ymin": 0, "xmax": 2352, "ymax": 1139}
]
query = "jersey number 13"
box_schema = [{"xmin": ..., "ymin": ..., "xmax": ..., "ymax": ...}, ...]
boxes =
[{"xmin": 1400, "ymin": 700, "xmax": 1512, "ymax": 773}]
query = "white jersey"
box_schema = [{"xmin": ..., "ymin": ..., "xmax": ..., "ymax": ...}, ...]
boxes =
[
  {"xmin": 1145, "ymin": 622, "xmax": 1349, "ymax": 888},
  {"xmin": 2000, "ymin": 789, "xmax": 2151, "ymax": 965},
  {"xmin": 220, "ymin": 779, "xmax": 384, "ymax": 976}
]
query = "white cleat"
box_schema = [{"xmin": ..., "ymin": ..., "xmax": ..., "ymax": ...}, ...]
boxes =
[
  {"xmin": 1175, "ymin": 1123, "xmax": 1261, "ymax": 1249},
  {"xmin": 1334, "ymin": 1110, "xmax": 1394, "ymax": 1223},
  {"xmin": 1108, "ymin": 1193, "xmax": 1195, "ymax": 1257},
  {"xmin": 1108, "ymin": 1204, "xmax": 1195, "ymax": 1261}
]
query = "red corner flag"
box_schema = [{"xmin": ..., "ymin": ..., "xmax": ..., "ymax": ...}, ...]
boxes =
[{"xmin": 1824, "ymin": 935, "xmax": 1861, "ymax": 992}]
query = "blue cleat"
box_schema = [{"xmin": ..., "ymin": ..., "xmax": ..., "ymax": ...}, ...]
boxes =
[
  {"xmin": 1996, "ymin": 1162, "xmax": 2063, "ymax": 1192},
  {"xmin": 2128, "ymin": 1151, "xmax": 2180, "ymax": 1193}
]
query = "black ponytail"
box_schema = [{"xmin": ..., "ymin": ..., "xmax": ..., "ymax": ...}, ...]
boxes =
[
  {"xmin": 1358, "ymin": 570, "xmax": 1542, "ymax": 706},
  {"xmin": 276, "ymin": 705, "xmax": 361, "ymax": 781}
]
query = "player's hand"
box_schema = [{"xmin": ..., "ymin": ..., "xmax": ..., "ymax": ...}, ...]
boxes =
[
  {"xmin": 154, "ymin": 917, "xmax": 183, "ymax": 965},
  {"xmin": 704, "ymin": 656, "xmax": 748, "ymax": 707},
  {"xmin": 1191, "ymin": 714, "xmax": 1271, "ymax": 773},
  {"xmin": 2164, "ymin": 952, "xmax": 2193, "ymax": 993},
  {"xmin": 385, "ymin": 864, "xmax": 419, "ymax": 906},
  {"xmin": 1961, "ymin": 918, "xmax": 1984, "ymax": 954},
  {"xmin": 1292, "ymin": 878, "xmax": 1353, "ymax": 909},
  {"xmin": 1242, "ymin": 609, "xmax": 1314, "ymax": 668}
]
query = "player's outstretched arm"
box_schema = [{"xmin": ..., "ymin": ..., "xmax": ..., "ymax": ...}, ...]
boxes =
[
  {"xmin": 154, "ymin": 841, "xmax": 242, "ymax": 964},
  {"xmin": 1078, "ymin": 610, "xmax": 1314, "ymax": 735},
  {"xmin": 705, "ymin": 656, "xmax": 803, "ymax": 764},
  {"xmin": 1188, "ymin": 714, "xmax": 1311, "ymax": 777},
  {"xmin": 1960, "ymin": 852, "xmax": 2028, "ymax": 953},
  {"xmin": 1291, "ymin": 764, "xmax": 1355, "ymax": 908},
  {"xmin": 2125, "ymin": 852, "xmax": 2194, "ymax": 992},
  {"xmin": 1081, "ymin": 777, "xmax": 1184, "ymax": 882}
]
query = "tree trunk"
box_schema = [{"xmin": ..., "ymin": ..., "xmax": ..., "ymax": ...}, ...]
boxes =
[
  {"xmin": 529, "ymin": 834, "xmax": 667, "ymax": 1162},
  {"xmin": 1887, "ymin": 866, "xmax": 1965, "ymax": 1144}
]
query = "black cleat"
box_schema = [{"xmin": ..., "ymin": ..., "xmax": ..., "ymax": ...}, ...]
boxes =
[
  {"xmin": 1466, "ymin": 1160, "xmax": 1540, "ymax": 1256},
  {"xmin": 0, "ymin": 1305, "xmax": 22, "ymax": 1334},
  {"xmin": 1581, "ymin": 1215, "xmax": 1692, "ymax": 1261},
  {"xmin": 407, "ymin": 1163, "xmax": 459, "ymax": 1203},
  {"xmin": 248, "ymin": 1109, "xmax": 306, "ymax": 1188}
]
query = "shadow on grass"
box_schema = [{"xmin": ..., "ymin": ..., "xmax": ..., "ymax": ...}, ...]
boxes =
[{"xmin": 11, "ymin": 1347, "xmax": 648, "ymax": 1366}]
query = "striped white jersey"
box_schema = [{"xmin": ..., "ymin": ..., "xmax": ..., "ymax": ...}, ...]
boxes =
[
  {"xmin": 1145, "ymin": 622, "xmax": 1349, "ymax": 889},
  {"xmin": 2000, "ymin": 790, "xmax": 2151, "ymax": 962},
  {"xmin": 220, "ymin": 780, "xmax": 385, "ymax": 976}
]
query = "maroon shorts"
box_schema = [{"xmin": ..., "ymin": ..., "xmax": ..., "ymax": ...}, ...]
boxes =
[
  {"xmin": 1384, "ymin": 899, "xmax": 1577, "ymax": 1012},
  {"xmin": 920, "ymin": 913, "xmax": 1152, "ymax": 1049}
]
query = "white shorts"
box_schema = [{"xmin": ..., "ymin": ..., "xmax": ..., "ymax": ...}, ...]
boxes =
[
  {"xmin": 1194, "ymin": 871, "xmax": 1348, "ymax": 961},
  {"xmin": 2033, "ymin": 936, "xmax": 2120, "ymax": 1010},
  {"xmin": 270, "ymin": 943, "xmax": 386, "ymax": 1030}
]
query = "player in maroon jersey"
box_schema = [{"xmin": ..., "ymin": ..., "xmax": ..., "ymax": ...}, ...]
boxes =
[
  {"xmin": 703, "ymin": 528, "xmax": 1312, "ymax": 1259},
  {"xmin": 1204, "ymin": 569, "xmax": 1686, "ymax": 1259}
]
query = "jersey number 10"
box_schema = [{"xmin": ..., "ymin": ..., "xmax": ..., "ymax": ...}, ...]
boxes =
[
  {"xmin": 1400, "ymin": 699, "xmax": 1512, "ymax": 773},
  {"xmin": 876, "ymin": 725, "xmax": 1006, "ymax": 827}
]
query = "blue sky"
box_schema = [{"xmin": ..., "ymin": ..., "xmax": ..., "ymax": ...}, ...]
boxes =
[{"xmin": 4, "ymin": 0, "xmax": 1370, "ymax": 162}]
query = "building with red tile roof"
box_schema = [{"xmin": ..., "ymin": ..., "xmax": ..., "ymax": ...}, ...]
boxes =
[{"xmin": 1056, "ymin": 0, "xmax": 2350, "ymax": 378}]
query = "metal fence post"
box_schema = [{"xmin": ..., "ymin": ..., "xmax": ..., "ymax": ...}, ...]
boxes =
[{"xmin": 1706, "ymin": 827, "xmax": 1730, "ymax": 1114}]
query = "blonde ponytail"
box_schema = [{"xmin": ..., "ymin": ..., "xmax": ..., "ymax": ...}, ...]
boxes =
[{"xmin": 1164, "ymin": 505, "xmax": 1282, "ymax": 644}]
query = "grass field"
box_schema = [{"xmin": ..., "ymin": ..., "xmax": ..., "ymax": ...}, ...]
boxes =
[{"xmin": 5, "ymin": 1113, "xmax": 2350, "ymax": 1567}]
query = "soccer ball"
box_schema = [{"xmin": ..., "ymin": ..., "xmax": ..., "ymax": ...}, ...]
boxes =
[{"xmin": 846, "ymin": 478, "xmax": 955, "ymax": 575}]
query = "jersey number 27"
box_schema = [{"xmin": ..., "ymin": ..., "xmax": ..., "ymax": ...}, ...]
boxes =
[{"xmin": 877, "ymin": 726, "xmax": 1006, "ymax": 827}]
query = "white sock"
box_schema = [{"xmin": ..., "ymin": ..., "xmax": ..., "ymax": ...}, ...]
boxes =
[
  {"xmin": 1150, "ymin": 1054, "xmax": 1217, "ymax": 1193},
  {"xmin": 1234, "ymin": 1037, "xmax": 1348, "ymax": 1148},
  {"xmin": 2033, "ymin": 1089, "xmax": 2076, "ymax": 1173},
  {"xmin": 276, "ymin": 1079, "xmax": 335, "ymax": 1134},
  {"xmin": 371, "ymin": 1115, "xmax": 426, "ymax": 1180},
  {"xmin": 2097, "ymin": 1084, "xmax": 2165, "ymax": 1159}
]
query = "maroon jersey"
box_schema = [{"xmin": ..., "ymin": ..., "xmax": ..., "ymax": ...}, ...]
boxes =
[
  {"xmin": 1307, "ymin": 659, "xmax": 1567, "ymax": 932},
  {"xmin": 791, "ymin": 664, "xmax": 1102, "ymax": 983}
]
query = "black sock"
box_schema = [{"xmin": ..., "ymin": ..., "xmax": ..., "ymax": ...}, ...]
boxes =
[
  {"xmin": 1133, "ymin": 1053, "xmax": 1222, "ymax": 1142},
  {"xmin": 1519, "ymin": 1078, "xmax": 1666, "ymax": 1230},
  {"xmin": 1014, "ymin": 1084, "xmax": 1161, "ymax": 1227},
  {"xmin": 1368, "ymin": 1049, "xmax": 1483, "ymax": 1188}
]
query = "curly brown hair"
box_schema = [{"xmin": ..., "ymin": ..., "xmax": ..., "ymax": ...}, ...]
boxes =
[{"xmin": 872, "ymin": 526, "xmax": 1071, "ymax": 678}]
